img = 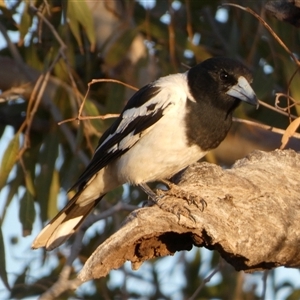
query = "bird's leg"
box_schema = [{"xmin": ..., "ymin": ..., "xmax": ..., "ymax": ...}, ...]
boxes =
[
  {"xmin": 160, "ymin": 179, "xmax": 207, "ymax": 211},
  {"xmin": 138, "ymin": 183, "xmax": 161, "ymax": 204}
]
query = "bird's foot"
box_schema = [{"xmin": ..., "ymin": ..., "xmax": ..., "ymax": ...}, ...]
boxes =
[
  {"xmin": 158, "ymin": 200, "xmax": 197, "ymax": 223},
  {"xmin": 139, "ymin": 183, "xmax": 163, "ymax": 205},
  {"xmin": 160, "ymin": 179, "xmax": 207, "ymax": 212}
]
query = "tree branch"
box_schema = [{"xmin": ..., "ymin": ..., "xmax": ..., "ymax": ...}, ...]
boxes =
[{"xmin": 78, "ymin": 149, "xmax": 300, "ymax": 282}]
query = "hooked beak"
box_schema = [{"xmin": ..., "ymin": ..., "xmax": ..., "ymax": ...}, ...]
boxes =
[{"xmin": 226, "ymin": 76, "xmax": 259, "ymax": 109}]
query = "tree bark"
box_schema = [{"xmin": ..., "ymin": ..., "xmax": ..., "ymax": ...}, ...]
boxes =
[{"xmin": 78, "ymin": 149, "xmax": 300, "ymax": 282}]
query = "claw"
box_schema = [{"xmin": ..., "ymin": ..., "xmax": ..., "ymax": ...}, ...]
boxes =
[
  {"xmin": 160, "ymin": 181, "xmax": 207, "ymax": 212},
  {"xmin": 199, "ymin": 198, "xmax": 207, "ymax": 212}
]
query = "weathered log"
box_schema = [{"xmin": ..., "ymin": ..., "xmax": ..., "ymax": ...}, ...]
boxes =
[{"xmin": 78, "ymin": 149, "xmax": 300, "ymax": 282}]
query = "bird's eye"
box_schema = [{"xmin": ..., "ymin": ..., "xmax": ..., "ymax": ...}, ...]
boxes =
[{"xmin": 220, "ymin": 71, "xmax": 229, "ymax": 81}]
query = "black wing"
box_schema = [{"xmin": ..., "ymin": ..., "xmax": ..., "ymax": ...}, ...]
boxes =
[{"xmin": 70, "ymin": 84, "xmax": 165, "ymax": 190}]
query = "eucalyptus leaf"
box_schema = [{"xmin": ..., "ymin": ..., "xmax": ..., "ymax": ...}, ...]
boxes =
[
  {"xmin": 0, "ymin": 133, "xmax": 20, "ymax": 191},
  {"xmin": 19, "ymin": 190, "xmax": 36, "ymax": 237},
  {"xmin": 0, "ymin": 225, "xmax": 10, "ymax": 290}
]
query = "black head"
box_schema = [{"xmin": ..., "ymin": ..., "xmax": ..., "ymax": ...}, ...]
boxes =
[{"xmin": 187, "ymin": 57, "xmax": 258, "ymax": 113}]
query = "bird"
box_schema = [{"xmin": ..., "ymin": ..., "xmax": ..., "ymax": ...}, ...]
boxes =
[{"xmin": 32, "ymin": 57, "xmax": 258, "ymax": 250}]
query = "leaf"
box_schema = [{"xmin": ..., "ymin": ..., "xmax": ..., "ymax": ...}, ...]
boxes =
[
  {"xmin": 105, "ymin": 29, "xmax": 138, "ymax": 67},
  {"xmin": 19, "ymin": 190, "xmax": 36, "ymax": 237},
  {"xmin": 36, "ymin": 133, "xmax": 59, "ymax": 222},
  {"xmin": 47, "ymin": 170, "xmax": 59, "ymax": 219},
  {"xmin": 24, "ymin": 168, "xmax": 36, "ymax": 198},
  {"xmin": 280, "ymin": 117, "xmax": 300, "ymax": 149},
  {"xmin": 0, "ymin": 225, "xmax": 10, "ymax": 290},
  {"xmin": 67, "ymin": 1, "xmax": 96, "ymax": 52},
  {"xmin": 0, "ymin": 166, "xmax": 24, "ymax": 224},
  {"xmin": 0, "ymin": 133, "xmax": 20, "ymax": 191},
  {"xmin": 18, "ymin": 2, "xmax": 32, "ymax": 46}
]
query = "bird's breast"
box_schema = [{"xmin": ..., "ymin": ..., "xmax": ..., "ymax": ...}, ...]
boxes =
[{"xmin": 113, "ymin": 104, "xmax": 206, "ymax": 184}]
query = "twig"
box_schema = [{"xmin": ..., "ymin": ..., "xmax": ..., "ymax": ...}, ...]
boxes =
[
  {"xmin": 222, "ymin": 3, "xmax": 300, "ymax": 67},
  {"xmin": 29, "ymin": 4, "xmax": 83, "ymax": 107},
  {"xmin": 275, "ymin": 93, "xmax": 300, "ymax": 111},
  {"xmin": 188, "ymin": 258, "xmax": 223, "ymax": 300},
  {"xmin": 58, "ymin": 79, "xmax": 138, "ymax": 126},
  {"xmin": 67, "ymin": 201, "xmax": 137, "ymax": 266},
  {"xmin": 232, "ymin": 117, "xmax": 300, "ymax": 140},
  {"xmin": 247, "ymin": 7, "xmax": 265, "ymax": 64},
  {"xmin": 258, "ymin": 99, "xmax": 298, "ymax": 120},
  {"xmin": 29, "ymin": 5, "xmax": 66, "ymax": 52},
  {"xmin": 0, "ymin": 22, "xmax": 24, "ymax": 65},
  {"xmin": 261, "ymin": 270, "xmax": 269, "ymax": 300},
  {"xmin": 58, "ymin": 113, "xmax": 119, "ymax": 125},
  {"xmin": 17, "ymin": 52, "xmax": 61, "ymax": 159},
  {"xmin": 0, "ymin": 13, "xmax": 90, "ymax": 167},
  {"xmin": 185, "ymin": 0, "xmax": 194, "ymax": 41},
  {"xmin": 39, "ymin": 265, "xmax": 81, "ymax": 300},
  {"xmin": 39, "ymin": 201, "xmax": 137, "ymax": 299}
]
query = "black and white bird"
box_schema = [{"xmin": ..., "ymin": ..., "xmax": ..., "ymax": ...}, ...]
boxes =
[{"xmin": 32, "ymin": 57, "xmax": 258, "ymax": 250}]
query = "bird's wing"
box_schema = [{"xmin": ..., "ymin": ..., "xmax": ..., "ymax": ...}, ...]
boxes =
[{"xmin": 71, "ymin": 83, "xmax": 173, "ymax": 190}]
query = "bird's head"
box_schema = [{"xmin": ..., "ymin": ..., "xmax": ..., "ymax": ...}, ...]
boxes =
[{"xmin": 187, "ymin": 57, "xmax": 259, "ymax": 112}]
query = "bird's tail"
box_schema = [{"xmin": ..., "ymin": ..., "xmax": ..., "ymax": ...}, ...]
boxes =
[{"xmin": 32, "ymin": 192, "xmax": 104, "ymax": 250}]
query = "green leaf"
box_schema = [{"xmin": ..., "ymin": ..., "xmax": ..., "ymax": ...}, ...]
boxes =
[
  {"xmin": 105, "ymin": 29, "xmax": 138, "ymax": 67},
  {"xmin": 0, "ymin": 165, "xmax": 24, "ymax": 224},
  {"xmin": 18, "ymin": 2, "xmax": 32, "ymax": 46},
  {"xmin": 67, "ymin": 1, "xmax": 96, "ymax": 52},
  {"xmin": 19, "ymin": 190, "xmax": 36, "ymax": 237},
  {"xmin": 47, "ymin": 170, "xmax": 59, "ymax": 219},
  {"xmin": 0, "ymin": 133, "xmax": 20, "ymax": 191},
  {"xmin": 0, "ymin": 225, "xmax": 10, "ymax": 290},
  {"xmin": 24, "ymin": 167, "xmax": 36, "ymax": 198},
  {"xmin": 36, "ymin": 133, "xmax": 59, "ymax": 222}
]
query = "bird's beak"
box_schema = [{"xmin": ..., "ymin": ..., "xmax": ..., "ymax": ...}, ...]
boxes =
[{"xmin": 226, "ymin": 76, "xmax": 259, "ymax": 109}]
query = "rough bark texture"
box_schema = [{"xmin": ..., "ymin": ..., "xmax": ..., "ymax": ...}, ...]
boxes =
[{"xmin": 78, "ymin": 149, "xmax": 300, "ymax": 282}]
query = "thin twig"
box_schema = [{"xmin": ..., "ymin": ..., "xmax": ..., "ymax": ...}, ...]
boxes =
[
  {"xmin": 188, "ymin": 258, "xmax": 223, "ymax": 300},
  {"xmin": 67, "ymin": 201, "xmax": 137, "ymax": 266},
  {"xmin": 275, "ymin": 93, "xmax": 300, "ymax": 111},
  {"xmin": 233, "ymin": 117, "xmax": 300, "ymax": 140},
  {"xmin": 39, "ymin": 266, "xmax": 81, "ymax": 300},
  {"xmin": 17, "ymin": 52, "xmax": 61, "ymax": 159},
  {"xmin": 30, "ymin": 4, "xmax": 83, "ymax": 106},
  {"xmin": 185, "ymin": 0, "xmax": 194, "ymax": 41},
  {"xmin": 58, "ymin": 113, "xmax": 119, "ymax": 125},
  {"xmin": 247, "ymin": 7, "xmax": 265, "ymax": 64},
  {"xmin": 261, "ymin": 270, "xmax": 269, "ymax": 300},
  {"xmin": 259, "ymin": 99, "xmax": 298, "ymax": 120},
  {"xmin": 58, "ymin": 79, "xmax": 138, "ymax": 126},
  {"xmin": 222, "ymin": 3, "xmax": 300, "ymax": 67},
  {"xmin": 29, "ymin": 5, "xmax": 66, "ymax": 51},
  {"xmin": 0, "ymin": 12, "xmax": 90, "ymax": 166}
]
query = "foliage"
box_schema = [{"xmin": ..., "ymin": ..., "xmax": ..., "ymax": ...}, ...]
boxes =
[{"xmin": 0, "ymin": 0, "xmax": 299, "ymax": 299}]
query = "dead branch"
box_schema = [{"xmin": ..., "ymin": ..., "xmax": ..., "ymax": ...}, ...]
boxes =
[{"xmin": 78, "ymin": 149, "xmax": 300, "ymax": 283}]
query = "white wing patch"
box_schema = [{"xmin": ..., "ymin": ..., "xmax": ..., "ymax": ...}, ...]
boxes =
[
  {"xmin": 107, "ymin": 130, "xmax": 140, "ymax": 153},
  {"xmin": 96, "ymin": 91, "xmax": 172, "ymax": 153},
  {"xmin": 96, "ymin": 72, "xmax": 191, "ymax": 154}
]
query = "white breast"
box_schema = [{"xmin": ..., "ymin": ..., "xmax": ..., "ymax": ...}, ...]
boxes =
[{"xmin": 112, "ymin": 74, "xmax": 206, "ymax": 184}]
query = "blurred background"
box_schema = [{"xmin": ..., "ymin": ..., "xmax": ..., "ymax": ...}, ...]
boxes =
[{"xmin": 0, "ymin": 0, "xmax": 300, "ymax": 299}]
